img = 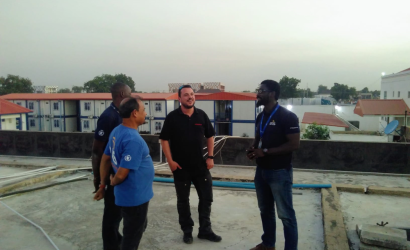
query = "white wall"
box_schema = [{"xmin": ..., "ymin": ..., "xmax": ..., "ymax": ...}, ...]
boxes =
[
  {"xmin": 64, "ymin": 101, "xmax": 77, "ymax": 116},
  {"xmin": 142, "ymin": 100, "xmax": 150, "ymax": 116},
  {"xmin": 12, "ymin": 100, "xmax": 27, "ymax": 108},
  {"xmin": 27, "ymin": 100, "xmax": 40, "ymax": 114},
  {"xmin": 150, "ymin": 101, "xmax": 166, "ymax": 118},
  {"xmin": 166, "ymin": 100, "xmax": 174, "ymax": 115},
  {"xmin": 335, "ymin": 106, "xmax": 379, "ymax": 131},
  {"xmin": 50, "ymin": 100, "xmax": 63, "ymax": 116},
  {"xmin": 233, "ymin": 101, "xmax": 255, "ymax": 120},
  {"xmin": 27, "ymin": 117, "xmax": 40, "ymax": 131},
  {"xmin": 51, "ymin": 118, "xmax": 63, "ymax": 132},
  {"xmin": 381, "ymin": 71, "xmax": 410, "ymax": 106},
  {"xmin": 232, "ymin": 123, "xmax": 255, "ymax": 137},
  {"xmin": 95, "ymin": 100, "xmax": 106, "ymax": 117},
  {"xmin": 80, "ymin": 118, "xmax": 95, "ymax": 132},
  {"xmin": 80, "ymin": 100, "xmax": 95, "ymax": 117},
  {"xmin": 21, "ymin": 114, "xmax": 27, "ymax": 131},
  {"xmin": 65, "ymin": 117, "xmax": 77, "ymax": 132},
  {"xmin": 195, "ymin": 101, "xmax": 214, "ymax": 120},
  {"xmin": 1, "ymin": 114, "xmax": 18, "ymax": 130},
  {"xmin": 139, "ymin": 120, "xmax": 151, "ymax": 133}
]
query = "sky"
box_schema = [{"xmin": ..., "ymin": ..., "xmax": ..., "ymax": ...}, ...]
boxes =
[{"xmin": 1, "ymin": 0, "xmax": 409, "ymax": 93}]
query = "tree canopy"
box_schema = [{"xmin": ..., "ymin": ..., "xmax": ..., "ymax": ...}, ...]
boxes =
[
  {"xmin": 58, "ymin": 88, "xmax": 71, "ymax": 93},
  {"xmin": 83, "ymin": 73, "xmax": 135, "ymax": 93},
  {"xmin": 278, "ymin": 76, "xmax": 301, "ymax": 99},
  {"xmin": 0, "ymin": 74, "xmax": 35, "ymax": 95},
  {"xmin": 330, "ymin": 83, "xmax": 357, "ymax": 100}
]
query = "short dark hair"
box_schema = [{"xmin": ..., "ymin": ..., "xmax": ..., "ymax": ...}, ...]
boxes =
[
  {"xmin": 110, "ymin": 82, "xmax": 128, "ymax": 98},
  {"xmin": 119, "ymin": 97, "xmax": 141, "ymax": 118},
  {"xmin": 178, "ymin": 85, "xmax": 193, "ymax": 97},
  {"xmin": 261, "ymin": 79, "xmax": 280, "ymax": 100}
]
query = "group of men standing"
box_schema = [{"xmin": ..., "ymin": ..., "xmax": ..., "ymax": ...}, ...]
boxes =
[{"xmin": 92, "ymin": 80, "xmax": 300, "ymax": 250}]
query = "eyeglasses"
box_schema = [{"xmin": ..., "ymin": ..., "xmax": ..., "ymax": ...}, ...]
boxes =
[{"xmin": 256, "ymin": 89, "xmax": 272, "ymax": 94}]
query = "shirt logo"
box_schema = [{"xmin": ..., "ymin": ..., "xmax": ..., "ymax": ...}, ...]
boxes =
[
  {"xmin": 269, "ymin": 120, "xmax": 276, "ymax": 126},
  {"xmin": 98, "ymin": 130, "xmax": 104, "ymax": 136},
  {"xmin": 124, "ymin": 155, "xmax": 132, "ymax": 161}
]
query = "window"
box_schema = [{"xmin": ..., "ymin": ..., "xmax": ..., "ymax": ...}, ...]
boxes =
[
  {"xmin": 155, "ymin": 122, "xmax": 162, "ymax": 131},
  {"xmin": 84, "ymin": 120, "xmax": 90, "ymax": 129},
  {"xmin": 393, "ymin": 91, "xmax": 394, "ymax": 97},
  {"xmin": 155, "ymin": 103, "xmax": 162, "ymax": 112},
  {"xmin": 54, "ymin": 120, "xmax": 60, "ymax": 128},
  {"xmin": 53, "ymin": 103, "xmax": 59, "ymax": 110},
  {"xmin": 84, "ymin": 102, "xmax": 91, "ymax": 111},
  {"xmin": 30, "ymin": 119, "xmax": 35, "ymax": 127},
  {"xmin": 398, "ymin": 91, "xmax": 400, "ymax": 98},
  {"xmin": 28, "ymin": 102, "xmax": 34, "ymax": 110},
  {"xmin": 408, "ymin": 91, "xmax": 410, "ymax": 98},
  {"xmin": 16, "ymin": 102, "xmax": 21, "ymax": 106},
  {"xmin": 384, "ymin": 91, "xmax": 387, "ymax": 99}
]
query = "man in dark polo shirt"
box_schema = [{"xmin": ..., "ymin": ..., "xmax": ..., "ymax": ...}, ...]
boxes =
[
  {"xmin": 92, "ymin": 82, "xmax": 131, "ymax": 250},
  {"xmin": 159, "ymin": 85, "xmax": 222, "ymax": 244},
  {"xmin": 247, "ymin": 80, "xmax": 300, "ymax": 250}
]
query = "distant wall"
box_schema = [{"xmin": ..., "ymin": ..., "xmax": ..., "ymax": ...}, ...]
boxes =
[{"xmin": 0, "ymin": 131, "xmax": 409, "ymax": 174}]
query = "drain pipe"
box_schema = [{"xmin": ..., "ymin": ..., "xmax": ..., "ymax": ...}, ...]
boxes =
[{"xmin": 153, "ymin": 177, "xmax": 331, "ymax": 189}]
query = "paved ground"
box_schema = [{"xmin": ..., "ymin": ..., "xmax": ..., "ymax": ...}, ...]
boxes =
[
  {"xmin": 0, "ymin": 179, "xmax": 324, "ymax": 250},
  {"xmin": 339, "ymin": 192, "xmax": 410, "ymax": 250}
]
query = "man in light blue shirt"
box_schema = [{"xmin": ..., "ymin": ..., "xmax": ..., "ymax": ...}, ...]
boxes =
[{"xmin": 94, "ymin": 97, "xmax": 154, "ymax": 250}]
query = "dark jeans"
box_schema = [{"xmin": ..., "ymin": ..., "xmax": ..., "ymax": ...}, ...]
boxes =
[
  {"xmin": 254, "ymin": 167, "xmax": 298, "ymax": 250},
  {"xmin": 120, "ymin": 202, "xmax": 149, "ymax": 250},
  {"xmin": 103, "ymin": 183, "xmax": 123, "ymax": 250},
  {"xmin": 173, "ymin": 170, "xmax": 213, "ymax": 235}
]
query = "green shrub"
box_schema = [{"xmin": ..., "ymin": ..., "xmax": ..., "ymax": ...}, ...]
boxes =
[{"xmin": 302, "ymin": 123, "xmax": 330, "ymax": 140}]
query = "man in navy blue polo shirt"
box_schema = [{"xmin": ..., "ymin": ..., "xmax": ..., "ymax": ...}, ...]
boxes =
[
  {"xmin": 92, "ymin": 82, "xmax": 131, "ymax": 250},
  {"xmin": 247, "ymin": 80, "xmax": 300, "ymax": 250},
  {"xmin": 94, "ymin": 97, "xmax": 154, "ymax": 250}
]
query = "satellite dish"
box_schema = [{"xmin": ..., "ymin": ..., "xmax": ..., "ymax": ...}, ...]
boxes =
[{"xmin": 384, "ymin": 120, "xmax": 400, "ymax": 135}]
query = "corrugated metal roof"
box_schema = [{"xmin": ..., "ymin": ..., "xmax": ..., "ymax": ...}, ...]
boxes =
[
  {"xmin": 0, "ymin": 98, "xmax": 33, "ymax": 115},
  {"xmin": 195, "ymin": 92, "xmax": 256, "ymax": 100},
  {"xmin": 302, "ymin": 112, "xmax": 348, "ymax": 128},
  {"xmin": 1, "ymin": 93, "xmax": 179, "ymax": 101},
  {"xmin": 354, "ymin": 99, "xmax": 410, "ymax": 117}
]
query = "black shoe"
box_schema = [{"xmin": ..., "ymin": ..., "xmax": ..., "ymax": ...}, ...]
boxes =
[
  {"xmin": 198, "ymin": 232, "xmax": 222, "ymax": 242},
  {"xmin": 183, "ymin": 233, "xmax": 193, "ymax": 244}
]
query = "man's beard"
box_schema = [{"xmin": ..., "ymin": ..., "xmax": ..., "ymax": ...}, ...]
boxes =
[
  {"xmin": 256, "ymin": 99, "xmax": 266, "ymax": 107},
  {"xmin": 181, "ymin": 101, "xmax": 195, "ymax": 109}
]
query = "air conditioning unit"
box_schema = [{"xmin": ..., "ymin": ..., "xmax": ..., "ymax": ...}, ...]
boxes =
[
  {"xmin": 88, "ymin": 115, "xmax": 93, "ymax": 119},
  {"xmin": 149, "ymin": 116, "xmax": 155, "ymax": 120}
]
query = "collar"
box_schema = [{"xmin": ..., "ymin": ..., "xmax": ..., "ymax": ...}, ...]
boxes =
[
  {"xmin": 263, "ymin": 103, "xmax": 279, "ymax": 115},
  {"xmin": 110, "ymin": 102, "xmax": 120, "ymax": 114},
  {"xmin": 177, "ymin": 106, "xmax": 198, "ymax": 115}
]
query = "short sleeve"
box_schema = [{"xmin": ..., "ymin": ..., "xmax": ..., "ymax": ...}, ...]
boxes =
[
  {"xmin": 159, "ymin": 115, "xmax": 172, "ymax": 140},
  {"xmin": 94, "ymin": 115, "xmax": 113, "ymax": 142},
  {"xmin": 284, "ymin": 112, "xmax": 300, "ymax": 134},
  {"xmin": 119, "ymin": 140, "xmax": 144, "ymax": 170},
  {"xmin": 203, "ymin": 112, "xmax": 215, "ymax": 138}
]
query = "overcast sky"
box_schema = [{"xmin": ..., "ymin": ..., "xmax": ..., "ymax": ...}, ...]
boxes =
[{"xmin": 1, "ymin": 0, "xmax": 409, "ymax": 92}]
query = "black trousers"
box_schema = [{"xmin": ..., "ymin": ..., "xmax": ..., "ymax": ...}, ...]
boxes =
[
  {"xmin": 103, "ymin": 184, "xmax": 123, "ymax": 250},
  {"xmin": 173, "ymin": 170, "xmax": 213, "ymax": 235},
  {"xmin": 121, "ymin": 202, "xmax": 149, "ymax": 250}
]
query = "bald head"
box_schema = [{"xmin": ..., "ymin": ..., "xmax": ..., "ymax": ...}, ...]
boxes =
[{"xmin": 111, "ymin": 82, "xmax": 131, "ymax": 100}]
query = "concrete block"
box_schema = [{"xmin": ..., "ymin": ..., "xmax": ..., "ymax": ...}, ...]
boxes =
[
  {"xmin": 360, "ymin": 224, "xmax": 408, "ymax": 249},
  {"xmin": 359, "ymin": 242, "xmax": 392, "ymax": 250},
  {"xmin": 367, "ymin": 186, "xmax": 410, "ymax": 198}
]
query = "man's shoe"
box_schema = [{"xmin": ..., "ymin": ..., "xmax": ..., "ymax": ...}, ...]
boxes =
[
  {"xmin": 250, "ymin": 243, "xmax": 275, "ymax": 250},
  {"xmin": 183, "ymin": 233, "xmax": 193, "ymax": 244},
  {"xmin": 197, "ymin": 232, "xmax": 222, "ymax": 242}
]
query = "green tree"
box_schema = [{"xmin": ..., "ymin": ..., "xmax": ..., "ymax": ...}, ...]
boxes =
[
  {"xmin": 242, "ymin": 90, "xmax": 251, "ymax": 93},
  {"xmin": 371, "ymin": 90, "xmax": 380, "ymax": 98},
  {"xmin": 349, "ymin": 87, "xmax": 358, "ymax": 99},
  {"xmin": 83, "ymin": 74, "xmax": 136, "ymax": 93},
  {"xmin": 361, "ymin": 87, "xmax": 369, "ymax": 93},
  {"xmin": 302, "ymin": 123, "xmax": 330, "ymax": 140},
  {"xmin": 279, "ymin": 76, "xmax": 301, "ymax": 99},
  {"xmin": 317, "ymin": 85, "xmax": 329, "ymax": 94},
  {"xmin": 296, "ymin": 88, "xmax": 313, "ymax": 98},
  {"xmin": 0, "ymin": 74, "xmax": 35, "ymax": 95},
  {"xmin": 58, "ymin": 88, "xmax": 71, "ymax": 93},
  {"xmin": 72, "ymin": 86, "xmax": 84, "ymax": 93},
  {"xmin": 330, "ymin": 83, "xmax": 350, "ymax": 100}
]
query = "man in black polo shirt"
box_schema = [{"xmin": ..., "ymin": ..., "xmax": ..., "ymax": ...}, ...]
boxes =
[
  {"xmin": 92, "ymin": 82, "xmax": 131, "ymax": 250},
  {"xmin": 247, "ymin": 80, "xmax": 300, "ymax": 250},
  {"xmin": 160, "ymin": 85, "xmax": 222, "ymax": 244}
]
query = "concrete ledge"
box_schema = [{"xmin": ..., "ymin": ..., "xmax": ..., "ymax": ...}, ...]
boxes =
[
  {"xmin": 0, "ymin": 171, "xmax": 74, "ymax": 195},
  {"xmin": 321, "ymin": 187, "xmax": 350, "ymax": 250},
  {"xmin": 155, "ymin": 169, "xmax": 254, "ymax": 182},
  {"xmin": 367, "ymin": 186, "xmax": 410, "ymax": 197},
  {"xmin": 334, "ymin": 184, "xmax": 364, "ymax": 193}
]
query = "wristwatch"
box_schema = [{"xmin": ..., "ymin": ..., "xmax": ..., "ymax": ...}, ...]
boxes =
[
  {"xmin": 207, "ymin": 155, "xmax": 214, "ymax": 159},
  {"xmin": 263, "ymin": 148, "xmax": 268, "ymax": 155}
]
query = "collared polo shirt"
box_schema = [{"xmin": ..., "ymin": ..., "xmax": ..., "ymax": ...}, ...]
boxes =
[
  {"xmin": 255, "ymin": 104, "xmax": 300, "ymax": 170},
  {"xmin": 159, "ymin": 107, "xmax": 215, "ymax": 178},
  {"xmin": 94, "ymin": 102, "xmax": 122, "ymax": 144}
]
